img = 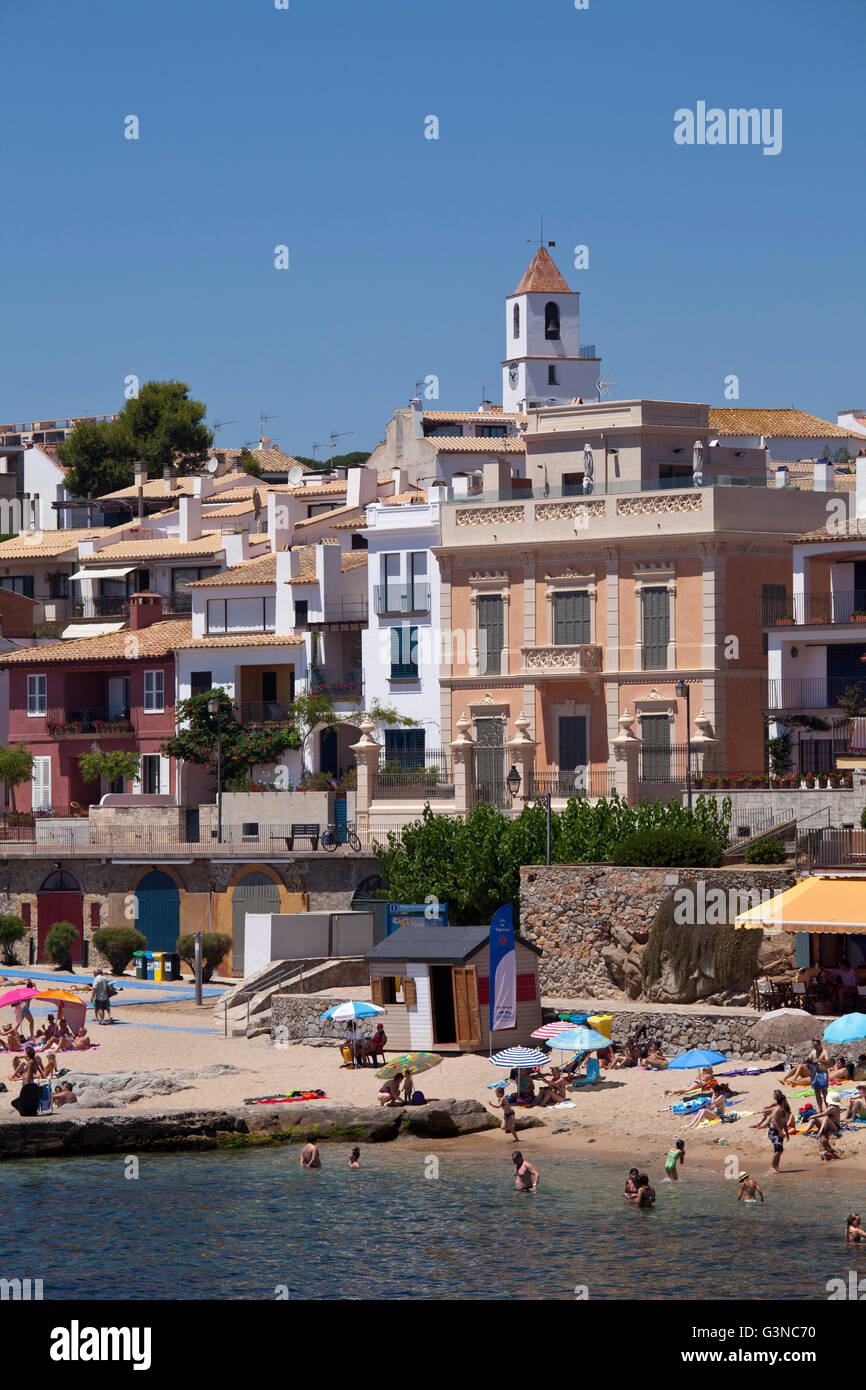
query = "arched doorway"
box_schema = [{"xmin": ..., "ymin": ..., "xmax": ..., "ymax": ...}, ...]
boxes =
[
  {"xmin": 37, "ymin": 870, "xmax": 83, "ymax": 964},
  {"xmin": 232, "ymin": 871, "xmax": 280, "ymax": 977},
  {"xmin": 135, "ymin": 870, "xmax": 180, "ymax": 953}
]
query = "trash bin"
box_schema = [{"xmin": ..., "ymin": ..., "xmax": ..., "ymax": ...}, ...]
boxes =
[
  {"xmin": 588, "ymin": 1013, "xmax": 612, "ymax": 1040},
  {"xmin": 134, "ymin": 952, "xmax": 148, "ymax": 981},
  {"xmin": 162, "ymin": 952, "xmax": 181, "ymax": 982},
  {"xmin": 152, "ymin": 953, "xmax": 166, "ymax": 983}
]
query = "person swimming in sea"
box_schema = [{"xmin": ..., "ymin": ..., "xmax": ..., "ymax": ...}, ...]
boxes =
[
  {"xmin": 623, "ymin": 1167, "xmax": 640, "ymax": 1199},
  {"xmin": 846, "ymin": 1213, "xmax": 866, "ymax": 1242},
  {"xmin": 348, "ymin": 1146, "xmax": 361, "ymax": 1168},
  {"xmin": 664, "ymin": 1138, "xmax": 685, "ymax": 1180},
  {"xmin": 737, "ymin": 1171, "xmax": 764, "ymax": 1203},
  {"xmin": 630, "ymin": 1174, "xmax": 655, "ymax": 1208},
  {"xmin": 300, "ymin": 1140, "xmax": 321, "ymax": 1169},
  {"xmin": 511, "ymin": 1151, "xmax": 540, "ymax": 1192}
]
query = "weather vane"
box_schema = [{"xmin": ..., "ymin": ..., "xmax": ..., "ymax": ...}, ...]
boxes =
[{"xmin": 527, "ymin": 216, "xmax": 555, "ymax": 249}]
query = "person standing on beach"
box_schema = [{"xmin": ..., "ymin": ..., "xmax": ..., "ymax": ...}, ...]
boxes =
[
  {"xmin": 737, "ymin": 1172, "xmax": 764, "ymax": 1203},
  {"xmin": 807, "ymin": 1038, "xmax": 830, "ymax": 1114},
  {"xmin": 511, "ymin": 1151, "xmax": 540, "ymax": 1192},
  {"xmin": 492, "ymin": 1086, "xmax": 518, "ymax": 1141},
  {"xmin": 14, "ymin": 982, "xmax": 35, "ymax": 1039},
  {"xmin": 90, "ymin": 970, "xmax": 113, "ymax": 1026},
  {"xmin": 300, "ymin": 1140, "xmax": 321, "ymax": 1168},
  {"xmin": 767, "ymin": 1096, "xmax": 789, "ymax": 1174}
]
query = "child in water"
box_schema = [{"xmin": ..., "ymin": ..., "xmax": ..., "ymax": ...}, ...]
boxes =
[{"xmin": 664, "ymin": 1138, "xmax": 685, "ymax": 1180}]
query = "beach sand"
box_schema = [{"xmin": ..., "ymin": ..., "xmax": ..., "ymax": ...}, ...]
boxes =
[{"xmin": 3, "ymin": 989, "xmax": 865, "ymax": 1182}]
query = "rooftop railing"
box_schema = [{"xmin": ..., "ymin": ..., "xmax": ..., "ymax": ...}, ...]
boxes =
[
  {"xmin": 374, "ymin": 583, "xmax": 430, "ymax": 615},
  {"xmin": 442, "ymin": 474, "xmax": 768, "ymax": 506},
  {"xmin": 756, "ymin": 591, "xmax": 866, "ymax": 627}
]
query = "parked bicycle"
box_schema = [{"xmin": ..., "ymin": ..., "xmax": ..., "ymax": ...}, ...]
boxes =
[{"xmin": 321, "ymin": 820, "xmax": 362, "ymax": 852}]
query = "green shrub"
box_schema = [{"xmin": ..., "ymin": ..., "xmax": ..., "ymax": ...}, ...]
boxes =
[
  {"xmin": 45, "ymin": 920, "xmax": 80, "ymax": 971},
  {"xmin": 91, "ymin": 926, "xmax": 146, "ymax": 975},
  {"xmin": 860, "ymin": 806, "xmax": 866, "ymax": 831},
  {"xmin": 0, "ymin": 913, "xmax": 27, "ymax": 965},
  {"xmin": 176, "ymin": 932, "xmax": 232, "ymax": 982},
  {"xmin": 743, "ymin": 836, "xmax": 787, "ymax": 864},
  {"xmin": 610, "ymin": 828, "xmax": 723, "ymax": 868}
]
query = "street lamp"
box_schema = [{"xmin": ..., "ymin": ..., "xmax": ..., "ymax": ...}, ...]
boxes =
[
  {"xmin": 207, "ymin": 695, "xmax": 223, "ymax": 844},
  {"xmin": 506, "ymin": 764, "xmax": 551, "ymax": 866},
  {"xmin": 675, "ymin": 679, "xmax": 692, "ymax": 811}
]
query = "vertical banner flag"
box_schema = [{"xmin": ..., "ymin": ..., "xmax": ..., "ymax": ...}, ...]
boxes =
[{"xmin": 489, "ymin": 903, "xmax": 516, "ymax": 1033}]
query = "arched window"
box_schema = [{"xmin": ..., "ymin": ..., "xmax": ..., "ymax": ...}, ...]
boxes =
[
  {"xmin": 545, "ymin": 301, "xmax": 560, "ymax": 340},
  {"xmin": 39, "ymin": 870, "xmax": 81, "ymax": 893},
  {"xmin": 513, "ymin": 303, "xmax": 520, "ymax": 339}
]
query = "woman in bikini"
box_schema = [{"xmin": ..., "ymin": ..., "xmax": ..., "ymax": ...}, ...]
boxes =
[{"xmin": 846, "ymin": 1213, "xmax": 866, "ymax": 1242}]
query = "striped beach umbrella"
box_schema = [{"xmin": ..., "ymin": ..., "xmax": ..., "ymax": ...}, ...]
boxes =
[
  {"xmin": 489, "ymin": 1047, "xmax": 549, "ymax": 1069},
  {"xmin": 319, "ymin": 1000, "xmax": 386, "ymax": 1020},
  {"xmin": 531, "ymin": 1021, "xmax": 577, "ymax": 1040},
  {"xmin": 752, "ymin": 1009, "xmax": 817, "ymax": 1052}
]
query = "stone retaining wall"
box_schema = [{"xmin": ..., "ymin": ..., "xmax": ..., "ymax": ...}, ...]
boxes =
[
  {"xmin": 608, "ymin": 1010, "xmax": 765, "ymax": 1058},
  {"xmin": 271, "ymin": 992, "xmax": 351, "ymax": 1041},
  {"xmin": 520, "ymin": 863, "xmax": 797, "ymax": 1003}
]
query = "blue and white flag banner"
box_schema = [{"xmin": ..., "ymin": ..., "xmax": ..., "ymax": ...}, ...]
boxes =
[{"xmin": 489, "ymin": 903, "xmax": 516, "ymax": 1033}]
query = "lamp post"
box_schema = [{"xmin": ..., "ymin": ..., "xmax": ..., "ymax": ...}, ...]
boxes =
[
  {"xmin": 207, "ymin": 695, "xmax": 223, "ymax": 844},
  {"xmin": 675, "ymin": 679, "xmax": 692, "ymax": 811},
  {"xmin": 506, "ymin": 764, "xmax": 551, "ymax": 866}
]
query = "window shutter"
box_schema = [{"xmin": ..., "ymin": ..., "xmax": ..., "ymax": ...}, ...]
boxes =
[
  {"xmin": 642, "ymin": 587, "xmax": 670, "ymax": 669},
  {"xmin": 452, "ymin": 966, "xmax": 481, "ymax": 1047},
  {"xmin": 478, "ymin": 596, "xmax": 504, "ymax": 674},
  {"xmin": 370, "ymin": 976, "xmax": 385, "ymax": 1007},
  {"xmin": 403, "ymin": 976, "xmax": 417, "ymax": 1007},
  {"xmin": 554, "ymin": 591, "xmax": 590, "ymax": 645}
]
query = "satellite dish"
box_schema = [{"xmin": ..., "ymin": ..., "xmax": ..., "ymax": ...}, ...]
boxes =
[
  {"xmin": 207, "ymin": 456, "xmax": 219, "ymax": 474},
  {"xmin": 288, "ymin": 465, "xmax": 304, "ymax": 485}
]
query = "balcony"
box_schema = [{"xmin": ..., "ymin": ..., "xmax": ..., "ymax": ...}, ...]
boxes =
[
  {"xmin": 306, "ymin": 597, "xmax": 369, "ymax": 627},
  {"xmin": 372, "ymin": 750, "xmax": 454, "ymax": 800},
  {"xmin": 374, "ymin": 584, "xmax": 430, "ymax": 616},
  {"xmin": 70, "ymin": 593, "xmax": 192, "ymax": 620},
  {"xmin": 520, "ymin": 643, "xmax": 603, "ymax": 676},
  {"xmin": 308, "ymin": 668, "xmax": 363, "ymax": 701},
  {"xmin": 757, "ymin": 591, "xmax": 866, "ymax": 628},
  {"xmin": 766, "ymin": 677, "xmax": 866, "ymax": 711},
  {"xmin": 529, "ymin": 768, "xmax": 615, "ymax": 799},
  {"xmin": 238, "ymin": 701, "xmax": 294, "ymax": 725},
  {"xmin": 46, "ymin": 707, "xmax": 134, "ymax": 736}
]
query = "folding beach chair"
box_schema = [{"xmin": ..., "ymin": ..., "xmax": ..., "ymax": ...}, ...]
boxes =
[{"xmin": 571, "ymin": 1058, "xmax": 600, "ymax": 1087}]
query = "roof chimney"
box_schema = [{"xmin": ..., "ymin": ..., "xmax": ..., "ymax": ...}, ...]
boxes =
[
  {"xmin": 128, "ymin": 592, "xmax": 163, "ymax": 631},
  {"xmin": 162, "ymin": 464, "xmax": 176, "ymax": 495},
  {"xmin": 813, "ymin": 459, "xmax": 834, "ymax": 492},
  {"xmin": 179, "ymin": 495, "xmax": 202, "ymax": 543},
  {"xmin": 134, "ymin": 461, "xmax": 147, "ymax": 491},
  {"xmin": 775, "ymin": 466, "xmax": 789, "ymax": 488}
]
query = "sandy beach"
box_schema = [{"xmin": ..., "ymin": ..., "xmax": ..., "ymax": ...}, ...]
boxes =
[{"xmin": 4, "ymin": 983, "xmax": 865, "ymax": 1184}]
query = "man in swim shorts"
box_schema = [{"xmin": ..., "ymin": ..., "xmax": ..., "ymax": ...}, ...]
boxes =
[{"xmin": 511, "ymin": 1151, "xmax": 540, "ymax": 1192}]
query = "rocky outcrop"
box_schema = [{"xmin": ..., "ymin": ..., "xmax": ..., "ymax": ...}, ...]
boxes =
[
  {"xmin": 59, "ymin": 1064, "xmax": 244, "ymax": 1109},
  {"xmin": 0, "ymin": 1099, "xmax": 501, "ymax": 1159},
  {"xmin": 520, "ymin": 863, "xmax": 797, "ymax": 1003}
]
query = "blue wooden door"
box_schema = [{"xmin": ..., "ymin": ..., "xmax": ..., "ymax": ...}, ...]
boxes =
[{"xmin": 135, "ymin": 870, "xmax": 180, "ymax": 952}]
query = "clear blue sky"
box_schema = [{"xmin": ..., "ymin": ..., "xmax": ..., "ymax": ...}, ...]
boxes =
[{"xmin": 2, "ymin": 0, "xmax": 863, "ymax": 454}]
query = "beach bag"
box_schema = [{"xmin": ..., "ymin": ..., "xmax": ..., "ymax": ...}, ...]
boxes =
[
  {"xmin": 411, "ymin": 1091, "xmax": 426, "ymax": 1106},
  {"xmin": 12, "ymin": 1083, "xmax": 41, "ymax": 1117}
]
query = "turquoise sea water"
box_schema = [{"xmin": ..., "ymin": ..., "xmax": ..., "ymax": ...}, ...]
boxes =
[{"xmin": 3, "ymin": 1146, "xmax": 864, "ymax": 1300}]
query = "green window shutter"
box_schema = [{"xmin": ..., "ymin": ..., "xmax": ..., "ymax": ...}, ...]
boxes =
[
  {"xmin": 478, "ymin": 596, "xmax": 504, "ymax": 674},
  {"xmin": 554, "ymin": 591, "xmax": 590, "ymax": 645},
  {"xmin": 643, "ymin": 587, "xmax": 670, "ymax": 669}
]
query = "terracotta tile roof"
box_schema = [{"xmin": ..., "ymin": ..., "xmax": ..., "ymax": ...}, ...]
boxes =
[
  {"xmin": 0, "ymin": 528, "xmax": 118, "ymax": 560},
  {"xmin": 0, "ymin": 619, "xmax": 192, "ymax": 666},
  {"xmin": 773, "ymin": 462, "xmax": 856, "ymax": 493},
  {"xmin": 100, "ymin": 476, "xmax": 200, "ymax": 502},
  {"xmin": 211, "ymin": 447, "xmax": 310, "ymax": 475},
  {"xmin": 381, "ymin": 489, "xmax": 428, "ymax": 505},
  {"xmin": 190, "ymin": 553, "xmax": 277, "ymax": 587},
  {"xmin": 202, "ymin": 501, "xmax": 257, "ymax": 518},
  {"xmin": 293, "ymin": 505, "xmax": 366, "ymax": 529},
  {"xmin": 513, "ymin": 247, "xmax": 572, "ymax": 295},
  {"xmin": 709, "ymin": 408, "xmax": 857, "ymax": 439},
  {"xmin": 177, "ymin": 632, "xmax": 305, "ymax": 650},
  {"xmin": 287, "ymin": 480, "xmax": 347, "ymax": 498},
  {"xmin": 794, "ymin": 520, "xmax": 866, "ymax": 543},
  {"xmin": 82, "ymin": 534, "xmax": 229, "ymax": 561},
  {"xmin": 422, "ymin": 410, "xmax": 525, "ymax": 423},
  {"xmin": 428, "ymin": 437, "xmax": 524, "ymax": 453},
  {"xmin": 340, "ymin": 551, "xmax": 368, "ymax": 571},
  {"xmin": 332, "ymin": 516, "xmax": 367, "ymax": 531}
]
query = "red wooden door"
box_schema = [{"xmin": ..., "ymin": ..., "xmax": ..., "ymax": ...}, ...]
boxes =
[{"xmin": 36, "ymin": 892, "xmax": 83, "ymax": 963}]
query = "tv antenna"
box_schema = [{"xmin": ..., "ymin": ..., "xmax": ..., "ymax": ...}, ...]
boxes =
[
  {"xmin": 596, "ymin": 374, "xmax": 618, "ymax": 402},
  {"xmin": 328, "ymin": 430, "xmax": 353, "ymax": 467},
  {"xmin": 212, "ymin": 419, "xmax": 236, "ymax": 440},
  {"xmin": 259, "ymin": 411, "xmax": 278, "ymax": 441}
]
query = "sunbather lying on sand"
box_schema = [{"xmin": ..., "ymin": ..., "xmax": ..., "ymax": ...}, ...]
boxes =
[
  {"xmin": 783, "ymin": 1061, "xmax": 812, "ymax": 1086},
  {"xmin": 684, "ymin": 1086, "xmax": 728, "ymax": 1128},
  {"xmin": 73, "ymin": 1028, "xmax": 91, "ymax": 1051}
]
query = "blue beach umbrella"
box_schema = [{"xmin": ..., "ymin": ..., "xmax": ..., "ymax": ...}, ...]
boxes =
[
  {"xmin": 824, "ymin": 1013, "xmax": 866, "ymax": 1045},
  {"xmin": 668, "ymin": 1048, "xmax": 727, "ymax": 1070},
  {"xmin": 319, "ymin": 1000, "xmax": 386, "ymax": 1021},
  {"xmin": 546, "ymin": 1027, "xmax": 610, "ymax": 1052}
]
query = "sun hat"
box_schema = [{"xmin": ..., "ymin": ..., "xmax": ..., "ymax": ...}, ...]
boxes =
[{"xmin": 738, "ymin": 1171, "xmax": 749, "ymax": 1181}]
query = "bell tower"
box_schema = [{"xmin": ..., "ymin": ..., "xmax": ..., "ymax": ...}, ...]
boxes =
[{"xmin": 502, "ymin": 246, "xmax": 600, "ymax": 412}]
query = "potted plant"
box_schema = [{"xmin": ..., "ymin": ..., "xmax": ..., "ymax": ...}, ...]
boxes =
[
  {"xmin": 777, "ymin": 614, "xmax": 795, "ymax": 626},
  {"xmin": 804, "ymin": 774, "xmax": 816, "ymax": 789},
  {"xmin": 852, "ymin": 611, "xmax": 866, "ymax": 623}
]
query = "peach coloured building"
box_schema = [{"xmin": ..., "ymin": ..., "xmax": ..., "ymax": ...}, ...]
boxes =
[{"xmin": 433, "ymin": 398, "xmax": 835, "ymax": 801}]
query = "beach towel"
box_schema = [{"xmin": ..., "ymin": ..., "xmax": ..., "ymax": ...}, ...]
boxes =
[
  {"xmin": 552, "ymin": 1101, "xmax": 577, "ymax": 1109},
  {"xmin": 244, "ymin": 1090, "xmax": 328, "ymax": 1105}
]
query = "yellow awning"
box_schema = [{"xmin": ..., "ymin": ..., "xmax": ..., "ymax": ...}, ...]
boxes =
[{"xmin": 734, "ymin": 877, "xmax": 866, "ymax": 934}]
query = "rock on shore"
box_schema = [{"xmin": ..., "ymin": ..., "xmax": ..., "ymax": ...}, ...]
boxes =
[{"xmin": 0, "ymin": 1098, "xmax": 501, "ymax": 1159}]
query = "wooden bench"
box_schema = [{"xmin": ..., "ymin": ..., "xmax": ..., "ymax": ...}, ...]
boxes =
[{"xmin": 286, "ymin": 823, "xmax": 320, "ymax": 851}]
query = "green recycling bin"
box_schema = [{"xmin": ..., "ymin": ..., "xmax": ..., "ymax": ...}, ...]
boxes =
[{"xmin": 133, "ymin": 952, "xmax": 148, "ymax": 981}]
